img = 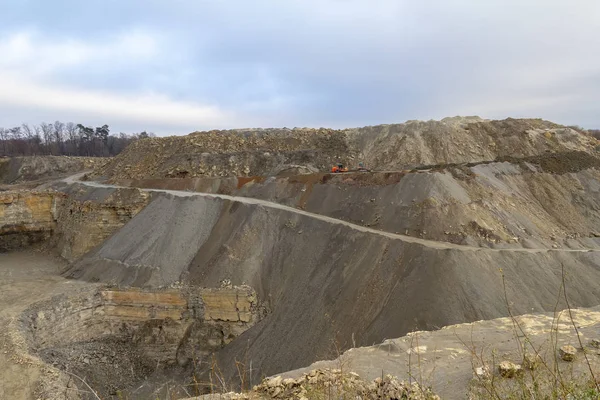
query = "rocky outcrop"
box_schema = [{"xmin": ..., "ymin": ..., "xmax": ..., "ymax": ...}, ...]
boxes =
[
  {"xmin": 21, "ymin": 285, "xmax": 262, "ymax": 397},
  {"xmin": 0, "ymin": 190, "xmax": 63, "ymax": 251},
  {"xmin": 50, "ymin": 183, "xmax": 150, "ymax": 261},
  {"xmin": 0, "ymin": 184, "xmax": 150, "ymax": 257}
]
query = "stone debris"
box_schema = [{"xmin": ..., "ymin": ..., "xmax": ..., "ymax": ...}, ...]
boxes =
[
  {"xmin": 498, "ymin": 361, "xmax": 523, "ymax": 378},
  {"xmin": 200, "ymin": 368, "xmax": 439, "ymax": 399},
  {"xmin": 559, "ymin": 345, "xmax": 577, "ymax": 362},
  {"xmin": 522, "ymin": 353, "xmax": 542, "ymax": 370},
  {"xmin": 474, "ymin": 366, "xmax": 491, "ymax": 380},
  {"xmin": 590, "ymin": 339, "xmax": 600, "ymax": 349}
]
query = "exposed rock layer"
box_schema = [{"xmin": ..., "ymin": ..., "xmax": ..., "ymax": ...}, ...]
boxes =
[{"xmin": 0, "ymin": 190, "xmax": 61, "ymax": 251}]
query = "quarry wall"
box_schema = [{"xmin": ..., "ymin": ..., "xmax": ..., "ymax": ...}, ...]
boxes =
[
  {"xmin": 0, "ymin": 190, "xmax": 62, "ymax": 251},
  {"xmin": 22, "ymin": 285, "xmax": 261, "ymax": 367},
  {"xmin": 0, "ymin": 184, "xmax": 150, "ymax": 260}
]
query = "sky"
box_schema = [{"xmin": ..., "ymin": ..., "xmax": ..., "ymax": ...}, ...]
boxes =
[{"xmin": 0, "ymin": 0, "xmax": 599, "ymax": 136}]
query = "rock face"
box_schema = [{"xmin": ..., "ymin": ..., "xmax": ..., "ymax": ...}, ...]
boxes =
[
  {"xmin": 50, "ymin": 183, "xmax": 150, "ymax": 261},
  {"xmin": 21, "ymin": 285, "xmax": 262, "ymax": 397},
  {"xmin": 0, "ymin": 184, "xmax": 150, "ymax": 258},
  {"xmin": 0, "ymin": 190, "xmax": 62, "ymax": 251}
]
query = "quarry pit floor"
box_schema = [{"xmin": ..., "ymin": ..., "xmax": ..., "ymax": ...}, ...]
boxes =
[
  {"xmin": 0, "ymin": 251, "xmax": 95, "ymax": 399},
  {"xmin": 3, "ymin": 251, "xmax": 600, "ymax": 400}
]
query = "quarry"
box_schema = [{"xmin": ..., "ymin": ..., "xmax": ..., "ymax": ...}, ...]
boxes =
[{"xmin": 1, "ymin": 117, "xmax": 600, "ymax": 399}]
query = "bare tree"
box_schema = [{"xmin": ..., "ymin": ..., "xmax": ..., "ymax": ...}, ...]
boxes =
[
  {"xmin": 0, "ymin": 128, "xmax": 7, "ymax": 155},
  {"xmin": 1, "ymin": 120, "xmax": 138, "ymax": 157},
  {"xmin": 65, "ymin": 122, "xmax": 77, "ymax": 155},
  {"xmin": 53, "ymin": 120, "xmax": 65, "ymax": 154},
  {"xmin": 40, "ymin": 122, "xmax": 53, "ymax": 154}
]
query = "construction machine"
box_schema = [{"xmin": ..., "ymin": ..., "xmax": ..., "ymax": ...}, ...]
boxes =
[
  {"xmin": 331, "ymin": 162, "xmax": 370, "ymax": 173},
  {"xmin": 331, "ymin": 163, "xmax": 349, "ymax": 173}
]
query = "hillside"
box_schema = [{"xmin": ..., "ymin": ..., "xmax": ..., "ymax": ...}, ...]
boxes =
[{"xmin": 91, "ymin": 117, "xmax": 599, "ymax": 180}]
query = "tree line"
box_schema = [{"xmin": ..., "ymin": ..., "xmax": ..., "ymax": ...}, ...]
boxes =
[{"xmin": 0, "ymin": 121, "xmax": 156, "ymax": 157}]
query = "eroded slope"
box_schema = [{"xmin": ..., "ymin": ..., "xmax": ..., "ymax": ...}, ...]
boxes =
[{"xmin": 64, "ymin": 187, "xmax": 600, "ymax": 388}]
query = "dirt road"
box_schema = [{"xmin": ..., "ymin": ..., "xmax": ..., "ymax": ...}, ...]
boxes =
[{"xmin": 65, "ymin": 173, "xmax": 600, "ymax": 254}]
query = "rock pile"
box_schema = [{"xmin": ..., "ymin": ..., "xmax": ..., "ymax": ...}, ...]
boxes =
[
  {"xmin": 92, "ymin": 128, "xmax": 352, "ymax": 180},
  {"xmin": 93, "ymin": 118, "xmax": 599, "ymax": 181},
  {"xmin": 203, "ymin": 368, "xmax": 439, "ymax": 399}
]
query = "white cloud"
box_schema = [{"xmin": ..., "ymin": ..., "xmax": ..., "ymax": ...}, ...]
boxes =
[
  {"xmin": 0, "ymin": 72, "xmax": 236, "ymax": 129},
  {"xmin": 0, "ymin": 30, "xmax": 239, "ymax": 131},
  {"xmin": 0, "ymin": 29, "xmax": 159, "ymax": 76}
]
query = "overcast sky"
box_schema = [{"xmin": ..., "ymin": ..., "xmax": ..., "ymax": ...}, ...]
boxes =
[{"xmin": 0, "ymin": 0, "xmax": 599, "ymax": 135}]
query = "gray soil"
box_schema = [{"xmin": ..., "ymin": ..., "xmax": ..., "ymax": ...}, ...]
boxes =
[{"xmin": 63, "ymin": 179, "xmax": 600, "ymax": 389}]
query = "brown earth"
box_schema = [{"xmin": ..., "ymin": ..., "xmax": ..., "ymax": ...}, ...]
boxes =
[{"xmin": 91, "ymin": 118, "xmax": 599, "ymax": 181}]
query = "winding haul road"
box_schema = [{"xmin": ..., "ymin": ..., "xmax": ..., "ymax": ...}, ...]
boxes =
[{"xmin": 64, "ymin": 173, "xmax": 600, "ymax": 254}]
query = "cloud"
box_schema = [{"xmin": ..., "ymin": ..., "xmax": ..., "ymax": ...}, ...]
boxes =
[
  {"xmin": 1, "ymin": 0, "xmax": 599, "ymax": 132},
  {"xmin": 0, "ymin": 72, "xmax": 236, "ymax": 130},
  {"xmin": 0, "ymin": 29, "xmax": 239, "ymax": 132},
  {"xmin": 0, "ymin": 29, "xmax": 159, "ymax": 76}
]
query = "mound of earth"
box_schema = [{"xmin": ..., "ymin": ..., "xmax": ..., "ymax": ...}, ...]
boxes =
[
  {"xmin": 0, "ymin": 156, "xmax": 108, "ymax": 185},
  {"xmin": 91, "ymin": 117, "xmax": 598, "ymax": 181},
  {"xmin": 105, "ymin": 151, "xmax": 600, "ymax": 250},
  {"xmin": 64, "ymin": 185, "xmax": 600, "ymax": 389},
  {"xmin": 91, "ymin": 128, "xmax": 351, "ymax": 180}
]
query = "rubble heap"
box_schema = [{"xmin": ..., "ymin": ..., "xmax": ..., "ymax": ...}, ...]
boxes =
[{"xmin": 206, "ymin": 368, "xmax": 439, "ymax": 400}]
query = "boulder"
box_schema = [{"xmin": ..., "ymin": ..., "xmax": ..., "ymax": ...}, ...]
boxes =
[
  {"xmin": 498, "ymin": 361, "xmax": 523, "ymax": 378},
  {"xmin": 559, "ymin": 345, "xmax": 577, "ymax": 362}
]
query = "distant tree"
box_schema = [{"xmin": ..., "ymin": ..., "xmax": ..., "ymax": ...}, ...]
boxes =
[
  {"xmin": 65, "ymin": 122, "xmax": 77, "ymax": 155},
  {"xmin": 0, "ymin": 120, "xmax": 141, "ymax": 157},
  {"xmin": 40, "ymin": 123, "xmax": 53, "ymax": 153},
  {"xmin": 95, "ymin": 124, "xmax": 110, "ymax": 155},
  {"xmin": 53, "ymin": 120, "xmax": 65, "ymax": 154},
  {"xmin": 589, "ymin": 129, "xmax": 600, "ymax": 140},
  {"xmin": 0, "ymin": 128, "xmax": 7, "ymax": 155}
]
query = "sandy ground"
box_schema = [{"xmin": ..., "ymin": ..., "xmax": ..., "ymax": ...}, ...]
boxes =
[{"xmin": 0, "ymin": 251, "xmax": 94, "ymax": 400}]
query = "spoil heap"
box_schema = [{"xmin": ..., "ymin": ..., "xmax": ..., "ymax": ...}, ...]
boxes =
[{"xmin": 91, "ymin": 118, "xmax": 598, "ymax": 180}]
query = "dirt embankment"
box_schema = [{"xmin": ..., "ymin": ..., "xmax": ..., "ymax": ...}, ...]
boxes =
[
  {"xmin": 107, "ymin": 151, "xmax": 600, "ymax": 250},
  {"xmin": 64, "ymin": 190, "xmax": 600, "ymax": 388},
  {"xmin": 91, "ymin": 128, "xmax": 351, "ymax": 180},
  {"xmin": 91, "ymin": 117, "xmax": 599, "ymax": 181},
  {"xmin": 0, "ymin": 156, "xmax": 109, "ymax": 187}
]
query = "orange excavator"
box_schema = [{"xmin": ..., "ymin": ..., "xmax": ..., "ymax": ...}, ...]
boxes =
[
  {"xmin": 331, "ymin": 162, "xmax": 370, "ymax": 173},
  {"xmin": 331, "ymin": 163, "xmax": 348, "ymax": 173}
]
